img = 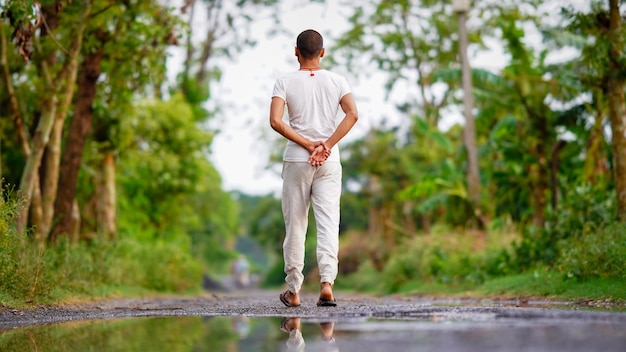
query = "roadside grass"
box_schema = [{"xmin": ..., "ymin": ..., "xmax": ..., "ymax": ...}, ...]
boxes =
[
  {"xmin": 0, "ymin": 235, "xmax": 204, "ymax": 308},
  {"xmin": 476, "ymin": 271, "xmax": 626, "ymax": 301},
  {"xmin": 380, "ymin": 270, "xmax": 626, "ymax": 310}
]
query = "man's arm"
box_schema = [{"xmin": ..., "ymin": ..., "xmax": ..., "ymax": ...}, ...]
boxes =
[
  {"xmin": 269, "ymin": 96, "xmax": 319, "ymax": 154},
  {"xmin": 323, "ymin": 93, "xmax": 359, "ymax": 150}
]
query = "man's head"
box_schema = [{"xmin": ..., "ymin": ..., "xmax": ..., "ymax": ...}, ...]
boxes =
[{"xmin": 296, "ymin": 29, "xmax": 324, "ymax": 60}]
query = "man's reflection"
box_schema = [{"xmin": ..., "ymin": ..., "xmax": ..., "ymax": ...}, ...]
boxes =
[{"xmin": 280, "ymin": 317, "xmax": 338, "ymax": 351}]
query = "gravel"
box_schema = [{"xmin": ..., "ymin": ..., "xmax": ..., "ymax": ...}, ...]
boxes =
[{"xmin": 1, "ymin": 289, "xmax": 626, "ymax": 331}]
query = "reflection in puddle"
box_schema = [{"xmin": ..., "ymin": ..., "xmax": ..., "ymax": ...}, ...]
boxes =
[
  {"xmin": 279, "ymin": 317, "xmax": 337, "ymax": 352},
  {"xmin": 1, "ymin": 314, "xmax": 626, "ymax": 351}
]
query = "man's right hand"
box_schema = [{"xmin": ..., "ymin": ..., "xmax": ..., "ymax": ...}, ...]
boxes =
[{"xmin": 308, "ymin": 143, "xmax": 330, "ymax": 166}]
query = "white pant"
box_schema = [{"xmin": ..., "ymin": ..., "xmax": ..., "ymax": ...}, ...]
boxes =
[{"xmin": 282, "ymin": 161, "xmax": 342, "ymax": 293}]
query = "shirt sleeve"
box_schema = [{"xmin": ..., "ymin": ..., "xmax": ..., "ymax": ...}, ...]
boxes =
[
  {"xmin": 272, "ymin": 77, "xmax": 286, "ymax": 101},
  {"xmin": 338, "ymin": 75, "xmax": 352, "ymax": 99}
]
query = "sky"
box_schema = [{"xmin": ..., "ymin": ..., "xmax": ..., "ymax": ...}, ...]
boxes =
[{"xmin": 167, "ymin": 0, "xmax": 583, "ymax": 197}]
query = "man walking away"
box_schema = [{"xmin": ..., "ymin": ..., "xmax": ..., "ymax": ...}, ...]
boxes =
[{"xmin": 269, "ymin": 29, "xmax": 359, "ymax": 307}]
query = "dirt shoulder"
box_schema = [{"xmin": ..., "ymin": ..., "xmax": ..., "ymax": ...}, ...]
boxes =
[{"xmin": 2, "ymin": 289, "xmax": 625, "ymax": 331}]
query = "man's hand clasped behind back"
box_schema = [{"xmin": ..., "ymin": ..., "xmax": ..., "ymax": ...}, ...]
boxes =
[{"xmin": 308, "ymin": 142, "xmax": 331, "ymax": 167}]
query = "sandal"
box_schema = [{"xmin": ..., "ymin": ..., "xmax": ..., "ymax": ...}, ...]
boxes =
[
  {"xmin": 279, "ymin": 290, "xmax": 301, "ymax": 307},
  {"xmin": 316, "ymin": 297, "xmax": 337, "ymax": 307},
  {"xmin": 280, "ymin": 317, "xmax": 300, "ymax": 332}
]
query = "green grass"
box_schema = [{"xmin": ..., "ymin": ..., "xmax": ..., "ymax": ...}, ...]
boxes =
[
  {"xmin": 476, "ymin": 270, "xmax": 626, "ymax": 301},
  {"xmin": 389, "ymin": 269, "xmax": 626, "ymax": 311}
]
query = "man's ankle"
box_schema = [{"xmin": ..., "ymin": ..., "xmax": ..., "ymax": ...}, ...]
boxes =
[
  {"xmin": 288, "ymin": 290, "xmax": 301, "ymax": 305},
  {"xmin": 319, "ymin": 282, "xmax": 334, "ymax": 299}
]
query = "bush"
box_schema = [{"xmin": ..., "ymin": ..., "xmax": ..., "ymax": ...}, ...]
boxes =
[
  {"xmin": 513, "ymin": 183, "xmax": 616, "ymax": 270},
  {"xmin": 0, "ymin": 193, "xmax": 54, "ymax": 302},
  {"xmin": 344, "ymin": 230, "xmax": 516, "ymax": 294},
  {"xmin": 110, "ymin": 237, "xmax": 203, "ymax": 292},
  {"xmin": 0, "ymin": 188, "xmax": 203, "ymax": 305},
  {"xmin": 340, "ymin": 260, "xmax": 383, "ymax": 293},
  {"xmin": 557, "ymin": 223, "xmax": 626, "ymax": 280}
]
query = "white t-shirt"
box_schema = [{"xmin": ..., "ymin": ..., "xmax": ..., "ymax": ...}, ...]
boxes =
[{"xmin": 272, "ymin": 69, "xmax": 352, "ymax": 162}]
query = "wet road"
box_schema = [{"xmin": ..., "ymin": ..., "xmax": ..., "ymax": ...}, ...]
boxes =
[{"xmin": 1, "ymin": 290, "xmax": 625, "ymax": 351}]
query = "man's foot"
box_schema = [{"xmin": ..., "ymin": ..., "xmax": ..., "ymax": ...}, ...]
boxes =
[
  {"xmin": 320, "ymin": 322, "xmax": 335, "ymax": 342},
  {"xmin": 279, "ymin": 289, "xmax": 301, "ymax": 307},
  {"xmin": 280, "ymin": 317, "xmax": 301, "ymax": 333},
  {"xmin": 316, "ymin": 282, "xmax": 337, "ymax": 307}
]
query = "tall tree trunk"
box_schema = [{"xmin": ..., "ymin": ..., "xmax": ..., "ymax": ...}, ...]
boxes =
[
  {"xmin": 29, "ymin": 175, "xmax": 44, "ymax": 241},
  {"xmin": 96, "ymin": 153, "xmax": 117, "ymax": 240},
  {"xmin": 70, "ymin": 199, "xmax": 81, "ymax": 243},
  {"xmin": 531, "ymin": 114, "xmax": 549, "ymax": 227},
  {"xmin": 16, "ymin": 96, "xmax": 58, "ymax": 233},
  {"xmin": 550, "ymin": 140, "xmax": 567, "ymax": 210},
  {"xmin": 584, "ymin": 94, "xmax": 609, "ymax": 184},
  {"xmin": 40, "ymin": 112, "xmax": 65, "ymax": 236},
  {"xmin": 50, "ymin": 44, "xmax": 103, "ymax": 241},
  {"xmin": 607, "ymin": 0, "xmax": 626, "ymax": 221},
  {"xmin": 30, "ymin": 2, "xmax": 63, "ymax": 238},
  {"xmin": 456, "ymin": 6, "xmax": 481, "ymax": 218},
  {"xmin": 40, "ymin": 57, "xmax": 87, "ymax": 237}
]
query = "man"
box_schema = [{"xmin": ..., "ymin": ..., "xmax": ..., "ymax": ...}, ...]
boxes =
[{"xmin": 269, "ymin": 29, "xmax": 358, "ymax": 307}]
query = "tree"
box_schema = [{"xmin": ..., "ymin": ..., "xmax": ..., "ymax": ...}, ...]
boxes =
[
  {"xmin": 51, "ymin": 0, "xmax": 180, "ymax": 241},
  {"xmin": 453, "ymin": 0, "xmax": 481, "ymax": 216},
  {"xmin": 328, "ymin": 0, "xmax": 472, "ymax": 233},
  {"xmin": 564, "ymin": 0, "xmax": 626, "ymax": 221},
  {"xmin": 606, "ymin": 0, "xmax": 626, "ymax": 221},
  {"xmin": 0, "ymin": 0, "xmax": 92, "ymax": 235}
]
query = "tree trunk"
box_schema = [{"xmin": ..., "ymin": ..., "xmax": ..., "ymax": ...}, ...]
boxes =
[
  {"xmin": 16, "ymin": 96, "xmax": 58, "ymax": 233},
  {"xmin": 29, "ymin": 175, "xmax": 44, "ymax": 241},
  {"xmin": 607, "ymin": 0, "xmax": 626, "ymax": 221},
  {"xmin": 531, "ymin": 115, "xmax": 549, "ymax": 227},
  {"xmin": 50, "ymin": 45, "xmax": 103, "ymax": 241},
  {"xmin": 583, "ymin": 95, "xmax": 609, "ymax": 184},
  {"xmin": 40, "ymin": 114, "xmax": 65, "ymax": 236},
  {"xmin": 96, "ymin": 153, "xmax": 117, "ymax": 240},
  {"xmin": 456, "ymin": 9, "xmax": 481, "ymax": 215},
  {"xmin": 40, "ymin": 56, "xmax": 87, "ymax": 237},
  {"xmin": 550, "ymin": 140, "xmax": 567, "ymax": 210},
  {"xmin": 70, "ymin": 199, "xmax": 81, "ymax": 243}
]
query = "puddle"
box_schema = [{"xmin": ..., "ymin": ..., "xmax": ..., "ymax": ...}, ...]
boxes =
[{"xmin": 1, "ymin": 314, "xmax": 625, "ymax": 351}]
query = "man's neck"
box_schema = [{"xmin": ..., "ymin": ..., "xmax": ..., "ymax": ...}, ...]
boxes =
[{"xmin": 299, "ymin": 59, "xmax": 321, "ymax": 70}]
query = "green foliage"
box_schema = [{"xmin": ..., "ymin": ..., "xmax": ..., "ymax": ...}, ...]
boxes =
[
  {"xmin": 557, "ymin": 223, "xmax": 626, "ymax": 280},
  {"xmin": 338, "ymin": 260, "xmax": 382, "ymax": 293},
  {"xmin": 1, "ymin": 236, "xmax": 203, "ymax": 305},
  {"xmin": 109, "ymin": 237, "xmax": 202, "ymax": 292},
  {"xmin": 0, "ymin": 191, "xmax": 48, "ymax": 301},
  {"xmin": 237, "ymin": 193, "xmax": 284, "ymax": 253},
  {"xmin": 513, "ymin": 183, "xmax": 617, "ymax": 270},
  {"xmin": 115, "ymin": 94, "xmax": 238, "ymax": 273},
  {"xmin": 381, "ymin": 247, "xmax": 427, "ymax": 292},
  {"xmin": 0, "ymin": 185, "xmax": 202, "ymax": 305},
  {"xmin": 260, "ymin": 260, "xmax": 286, "ymax": 287},
  {"xmin": 343, "ymin": 229, "xmax": 516, "ymax": 294}
]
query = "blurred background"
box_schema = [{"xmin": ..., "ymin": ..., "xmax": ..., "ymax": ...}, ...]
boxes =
[{"xmin": 0, "ymin": 0, "xmax": 624, "ymax": 304}]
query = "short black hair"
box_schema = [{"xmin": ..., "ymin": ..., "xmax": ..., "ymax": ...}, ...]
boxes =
[{"xmin": 296, "ymin": 29, "xmax": 323, "ymax": 59}]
